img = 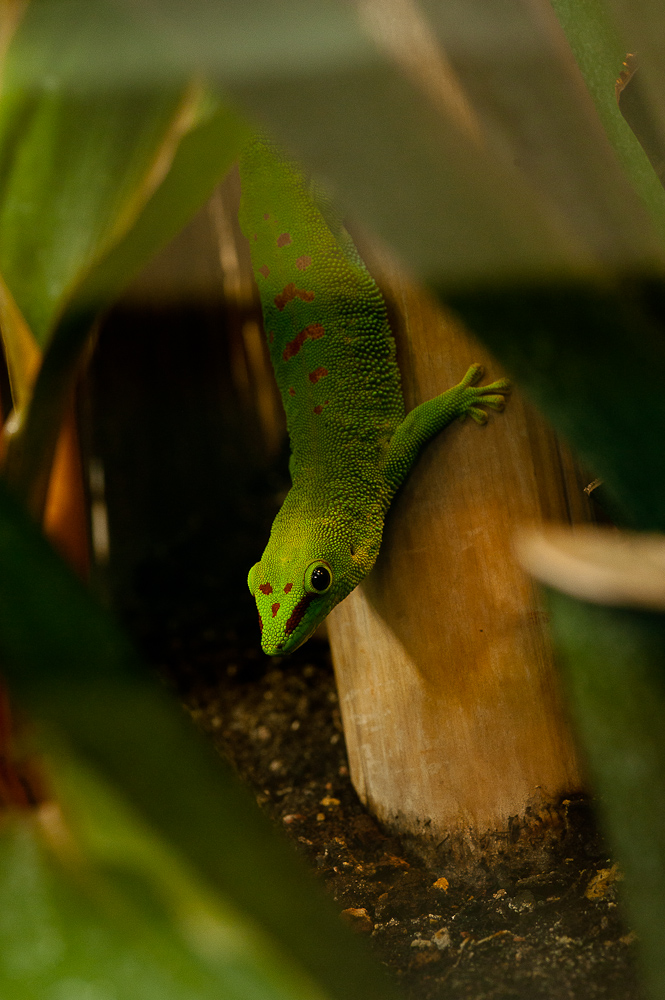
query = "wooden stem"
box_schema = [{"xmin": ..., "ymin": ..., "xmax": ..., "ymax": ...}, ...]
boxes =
[{"xmin": 327, "ymin": 248, "xmax": 588, "ymax": 849}]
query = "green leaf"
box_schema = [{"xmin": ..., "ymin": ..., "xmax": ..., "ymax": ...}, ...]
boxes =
[
  {"xmin": 446, "ymin": 279, "xmax": 665, "ymax": 531},
  {"xmin": 0, "ymin": 478, "xmax": 401, "ymax": 1000},
  {"xmin": 0, "ymin": 0, "xmax": 251, "ymax": 512},
  {"xmin": 216, "ymin": 0, "xmax": 665, "ymax": 286},
  {"xmin": 547, "ymin": 590, "xmax": 665, "ymax": 1000},
  {"xmin": 0, "ymin": 757, "xmax": 330, "ymax": 1000},
  {"xmin": 549, "ymin": 0, "xmax": 665, "ymax": 242}
]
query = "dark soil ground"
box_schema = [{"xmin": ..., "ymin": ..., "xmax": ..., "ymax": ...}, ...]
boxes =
[{"xmin": 144, "ymin": 620, "xmax": 643, "ymax": 1000}]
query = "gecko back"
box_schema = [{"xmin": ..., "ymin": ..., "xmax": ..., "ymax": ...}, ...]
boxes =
[{"xmin": 238, "ymin": 137, "xmax": 404, "ymax": 481}]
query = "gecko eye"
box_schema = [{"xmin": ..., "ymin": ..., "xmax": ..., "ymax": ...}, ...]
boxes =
[{"xmin": 304, "ymin": 561, "xmax": 333, "ymax": 594}]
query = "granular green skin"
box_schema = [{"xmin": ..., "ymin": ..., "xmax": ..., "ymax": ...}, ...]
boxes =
[{"xmin": 239, "ymin": 139, "xmax": 509, "ymax": 655}]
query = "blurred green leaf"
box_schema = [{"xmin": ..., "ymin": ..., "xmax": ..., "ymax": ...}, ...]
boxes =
[
  {"xmin": 606, "ymin": 0, "xmax": 665, "ymax": 159},
  {"xmin": 547, "ymin": 590, "xmax": 665, "ymax": 1000},
  {"xmin": 0, "ymin": 755, "xmax": 331, "ymax": 1000},
  {"xmin": 0, "ymin": 0, "xmax": 251, "ymax": 513},
  {"xmin": 0, "ymin": 478, "xmax": 401, "ymax": 1000},
  {"xmin": 549, "ymin": 0, "xmax": 665, "ymax": 240},
  {"xmin": 219, "ymin": 0, "xmax": 665, "ymax": 287},
  {"xmin": 446, "ymin": 279, "xmax": 665, "ymax": 531}
]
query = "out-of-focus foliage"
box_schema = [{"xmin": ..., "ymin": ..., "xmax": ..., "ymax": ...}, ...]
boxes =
[
  {"xmin": 0, "ymin": 0, "xmax": 251, "ymax": 515},
  {"xmin": 0, "ymin": 756, "xmax": 332, "ymax": 1000},
  {"xmin": 0, "ymin": 478, "xmax": 401, "ymax": 1000},
  {"xmin": 546, "ymin": 589, "xmax": 665, "ymax": 1000}
]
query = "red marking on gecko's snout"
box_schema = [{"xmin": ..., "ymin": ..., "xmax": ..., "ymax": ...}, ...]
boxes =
[
  {"xmin": 288, "ymin": 387, "xmax": 296, "ymax": 396},
  {"xmin": 308, "ymin": 366, "xmax": 328, "ymax": 384},
  {"xmin": 258, "ymin": 613, "xmax": 263, "ymax": 632},
  {"xmin": 283, "ymin": 323, "xmax": 325, "ymax": 361},
  {"xmin": 272, "ymin": 602, "xmax": 280, "ymax": 618},
  {"xmin": 274, "ymin": 283, "xmax": 315, "ymax": 311},
  {"xmin": 285, "ymin": 593, "xmax": 315, "ymax": 635},
  {"xmin": 313, "ymin": 400, "xmax": 330, "ymax": 415},
  {"xmin": 259, "ymin": 264, "xmax": 270, "ymax": 278},
  {"xmin": 277, "ymin": 233, "xmax": 291, "ymax": 247},
  {"xmin": 296, "ymin": 255, "xmax": 312, "ymax": 271},
  {"xmin": 259, "ymin": 583, "xmax": 273, "ymax": 595},
  {"xmin": 284, "ymin": 582, "xmax": 293, "ymax": 593}
]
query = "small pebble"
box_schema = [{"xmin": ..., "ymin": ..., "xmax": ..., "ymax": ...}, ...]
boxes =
[
  {"xmin": 269, "ymin": 759, "xmax": 283, "ymax": 773},
  {"xmin": 291, "ymin": 720, "xmax": 301, "ymax": 731},
  {"xmin": 320, "ymin": 796, "xmax": 340, "ymax": 807},
  {"xmin": 509, "ymin": 889, "xmax": 535, "ymax": 913},
  {"xmin": 432, "ymin": 877, "xmax": 449, "ymax": 892},
  {"xmin": 255, "ymin": 726, "xmax": 271, "ymax": 741},
  {"xmin": 283, "ymin": 814, "xmax": 304, "ymax": 825},
  {"xmin": 340, "ymin": 907, "xmax": 373, "ymax": 934},
  {"xmin": 432, "ymin": 927, "xmax": 452, "ymax": 950},
  {"xmin": 585, "ymin": 864, "xmax": 622, "ymax": 900},
  {"xmin": 411, "ymin": 937, "xmax": 436, "ymax": 950},
  {"xmin": 316, "ymin": 812, "xmax": 326, "ymax": 822}
]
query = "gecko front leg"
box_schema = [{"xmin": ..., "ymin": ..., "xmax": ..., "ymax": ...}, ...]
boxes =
[{"xmin": 383, "ymin": 364, "xmax": 511, "ymax": 492}]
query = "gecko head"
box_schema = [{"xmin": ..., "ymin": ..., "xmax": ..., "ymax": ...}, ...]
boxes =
[{"xmin": 247, "ymin": 523, "xmax": 363, "ymax": 656}]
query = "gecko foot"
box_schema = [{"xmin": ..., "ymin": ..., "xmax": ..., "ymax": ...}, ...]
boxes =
[{"xmin": 457, "ymin": 365, "xmax": 511, "ymax": 424}]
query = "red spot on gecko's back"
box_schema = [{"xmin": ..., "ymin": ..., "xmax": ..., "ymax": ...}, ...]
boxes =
[
  {"xmin": 277, "ymin": 233, "xmax": 291, "ymax": 247},
  {"xmin": 313, "ymin": 400, "xmax": 330, "ymax": 415},
  {"xmin": 274, "ymin": 283, "xmax": 315, "ymax": 311},
  {"xmin": 296, "ymin": 255, "xmax": 312, "ymax": 271},
  {"xmin": 283, "ymin": 323, "xmax": 325, "ymax": 361},
  {"xmin": 284, "ymin": 582, "xmax": 293, "ymax": 593},
  {"xmin": 271, "ymin": 602, "xmax": 280, "ymax": 618},
  {"xmin": 259, "ymin": 583, "xmax": 273, "ymax": 595},
  {"xmin": 259, "ymin": 264, "xmax": 270, "ymax": 278},
  {"xmin": 308, "ymin": 366, "xmax": 328, "ymax": 384},
  {"xmin": 288, "ymin": 387, "xmax": 296, "ymax": 396},
  {"xmin": 263, "ymin": 213, "xmax": 270, "ymax": 220}
]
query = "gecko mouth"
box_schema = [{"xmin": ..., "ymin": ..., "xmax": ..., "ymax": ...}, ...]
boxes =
[
  {"xmin": 285, "ymin": 626, "xmax": 317, "ymax": 653},
  {"xmin": 265, "ymin": 621, "xmax": 318, "ymax": 656},
  {"xmin": 267, "ymin": 626, "xmax": 316, "ymax": 656}
]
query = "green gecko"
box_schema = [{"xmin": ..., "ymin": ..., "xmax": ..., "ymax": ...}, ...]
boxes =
[{"xmin": 239, "ymin": 138, "xmax": 510, "ymax": 656}]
